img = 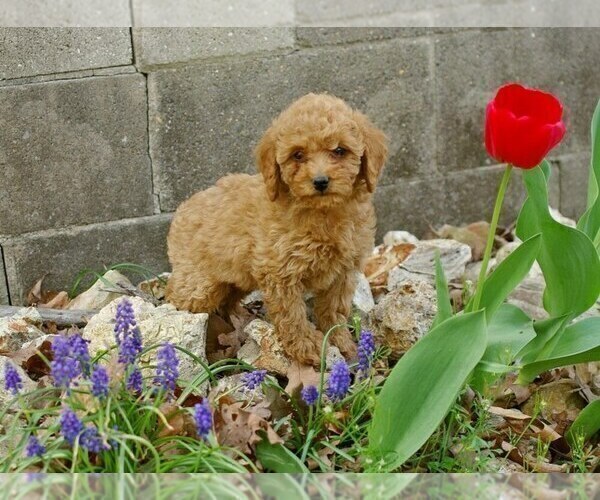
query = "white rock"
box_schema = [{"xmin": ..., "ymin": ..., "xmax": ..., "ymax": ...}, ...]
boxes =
[
  {"xmin": 0, "ymin": 308, "xmax": 45, "ymax": 352},
  {"xmin": 369, "ymin": 280, "xmax": 437, "ymax": 359},
  {"xmin": 353, "ymin": 271, "xmax": 375, "ymax": 316},
  {"xmin": 68, "ymin": 270, "xmax": 133, "ymax": 311},
  {"xmin": 238, "ymin": 319, "xmax": 344, "ymax": 376},
  {"xmin": 82, "ymin": 297, "xmax": 208, "ymax": 384},
  {"xmin": 383, "ymin": 230, "xmax": 419, "ymax": 246},
  {"xmin": 138, "ymin": 272, "xmax": 171, "ymax": 301},
  {"xmin": 388, "ymin": 239, "xmax": 472, "ymax": 290}
]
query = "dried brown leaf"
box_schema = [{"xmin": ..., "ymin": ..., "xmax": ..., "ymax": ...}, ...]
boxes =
[
  {"xmin": 284, "ymin": 361, "xmax": 320, "ymax": 397},
  {"xmin": 40, "ymin": 291, "xmax": 70, "ymax": 309},
  {"xmin": 363, "ymin": 243, "xmax": 415, "ymax": 288}
]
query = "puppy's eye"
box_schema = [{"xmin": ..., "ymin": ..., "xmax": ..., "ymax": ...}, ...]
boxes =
[
  {"xmin": 293, "ymin": 151, "xmax": 304, "ymax": 161},
  {"xmin": 333, "ymin": 147, "xmax": 346, "ymax": 157}
]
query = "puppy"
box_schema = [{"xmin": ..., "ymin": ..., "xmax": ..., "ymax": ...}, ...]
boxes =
[{"xmin": 166, "ymin": 93, "xmax": 387, "ymax": 365}]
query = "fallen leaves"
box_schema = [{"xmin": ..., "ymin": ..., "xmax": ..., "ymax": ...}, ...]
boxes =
[{"xmin": 363, "ymin": 243, "xmax": 415, "ymax": 296}]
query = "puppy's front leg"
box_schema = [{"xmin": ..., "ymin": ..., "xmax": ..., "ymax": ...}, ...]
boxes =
[
  {"xmin": 262, "ymin": 281, "xmax": 323, "ymax": 366},
  {"xmin": 313, "ymin": 272, "xmax": 358, "ymax": 360}
]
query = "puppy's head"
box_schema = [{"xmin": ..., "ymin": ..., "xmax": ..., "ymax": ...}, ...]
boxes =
[{"xmin": 255, "ymin": 93, "xmax": 388, "ymax": 205}]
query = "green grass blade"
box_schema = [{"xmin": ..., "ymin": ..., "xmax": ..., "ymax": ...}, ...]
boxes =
[
  {"xmin": 368, "ymin": 310, "xmax": 487, "ymax": 470},
  {"xmin": 432, "ymin": 252, "xmax": 453, "ymax": 328},
  {"xmin": 566, "ymin": 400, "xmax": 600, "ymax": 447}
]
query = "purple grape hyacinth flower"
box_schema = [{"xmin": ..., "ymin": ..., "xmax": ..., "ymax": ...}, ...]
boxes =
[
  {"xmin": 60, "ymin": 408, "xmax": 84, "ymax": 445},
  {"xmin": 326, "ymin": 360, "xmax": 351, "ymax": 401},
  {"xmin": 193, "ymin": 400, "xmax": 212, "ymax": 440},
  {"xmin": 155, "ymin": 343, "xmax": 179, "ymax": 392},
  {"xmin": 4, "ymin": 361, "xmax": 23, "ymax": 395},
  {"xmin": 301, "ymin": 385, "xmax": 319, "ymax": 406},
  {"xmin": 241, "ymin": 369, "xmax": 267, "ymax": 390},
  {"xmin": 50, "ymin": 336, "xmax": 82, "ymax": 389},
  {"xmin": 357, "ymin": 330, "xmax": 376, "ymax": 374},
  {"xmin": 25, "ymin": 436, "xmax": 46, "ymax": 458},
  {"xmin": 68, "ymin": 334, "xmax": 90, "ymax": 368},
  {"xmin": 127, "ymin": 366, "xmax": 143, "ymax": 393},
  {"xmin": 114, "ymin": 299, "xmax": 143, "ymax": 366},
  {"xmin": 90, "ymin": 366, "xmax": 109, "ymax": 400},
  {"xmin": 80, "ymin": 426, "xmax": 108, "ymax": 454}
]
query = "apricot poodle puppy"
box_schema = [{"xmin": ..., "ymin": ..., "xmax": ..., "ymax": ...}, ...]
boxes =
[{"xmin": 166, "ymin": 93, "xmax": 388, "ymax": 365}]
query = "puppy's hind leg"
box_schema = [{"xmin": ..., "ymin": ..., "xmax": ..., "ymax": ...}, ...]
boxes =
[{"xmin": 166, "ymin": 269, "xmax": 231, "ymax": 314}]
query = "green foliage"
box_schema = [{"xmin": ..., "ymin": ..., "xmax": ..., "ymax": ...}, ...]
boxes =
[
  {"xmin": 517, "ymin": 163, "xmax": 600, "ymax": 318},
  {"xmin": 368, "ymin": 311, "xmax": 486, "ymax": 470},
  {"xmin": 566, "ymin": 399, "xmax": 600, "ymax": 447},
  {"xmin": 578, "ymin": 99, "xmax": 600, "ymax": 247},
  {"xmin": 432, "ymin": 252, "xmax": 453, "ymax": 328},
  {"xmin": 255, "ymin": 438, "xmax": 309, "ymax": 473}
]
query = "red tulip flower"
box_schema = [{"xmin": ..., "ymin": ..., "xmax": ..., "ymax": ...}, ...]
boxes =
[{"xmin": 485, "ymin": 83, "xmax": 566, "ymax": 169}]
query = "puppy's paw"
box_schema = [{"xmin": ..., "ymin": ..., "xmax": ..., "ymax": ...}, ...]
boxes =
[
  {"xmin": 331, "ymin": 328, "xmax": 358, "ymax": 360},
  {"xmin": 285, "ymin": 330, "xmax": 324, "ymax": 367}
]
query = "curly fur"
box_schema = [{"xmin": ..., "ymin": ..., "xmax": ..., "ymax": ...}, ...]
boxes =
[{"xmin": 166, "ymin": 93, "xmax": 388, "ymax": 365}]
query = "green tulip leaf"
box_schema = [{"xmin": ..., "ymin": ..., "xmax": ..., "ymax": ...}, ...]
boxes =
[
  {"xmin": 255, "ymin": 438, "xmax": 309, "ymax": 473},
  {"xmin": 566, "ymin": 400, "xmax": 600, "ymax": 447},
  {"xmin": 518, "ymin": 316, "xmax": 600, "ymax": 384},
  {"xmin": 471, "ymin": 304, "xmax": 535, "ymax": 393},
  {"xmin": 517, "ymin": 314, "xmax": 571, "ymax": 365},
  {"xmin": 578, "ymin": 99, "xmax": 600, "ymax": 247},
  {"xmin": 466, "ymin": 234, "xmax": 541, "ymax": 321},
  {"xmin": 368, "ymin": 310, "xmax": 487, "ymax": 470},
  {"xmin": 432, "ymin": 252, "xmax": 453, "ymax": 328},
  {"xmin": 516, "ymin": 162, "xmax": 600, "ymax": 317}
]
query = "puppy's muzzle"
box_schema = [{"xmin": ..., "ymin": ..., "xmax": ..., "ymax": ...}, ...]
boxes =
[{"xmin": 312, "ymin": 176, "xmax": 329, "ymax": 193}]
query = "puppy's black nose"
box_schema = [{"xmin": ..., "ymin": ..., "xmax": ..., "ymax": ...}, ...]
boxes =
[{"xmin": 313, "ymin": 176, "xmax": 329, "ymax": 192}]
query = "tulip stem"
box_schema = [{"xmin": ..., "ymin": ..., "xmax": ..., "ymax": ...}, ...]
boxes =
[{"xmin": 472, "ymin": 164, "xmax": 513, "ymax": 312}]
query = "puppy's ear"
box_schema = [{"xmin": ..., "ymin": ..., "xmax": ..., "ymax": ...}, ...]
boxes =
[
  {"xmin": 255, "ymin": 127, "xmax": 282, "ymax": 201},
  {"xmin": 354, "ymin": 111, "xmax": 388, "ymax": 193}
]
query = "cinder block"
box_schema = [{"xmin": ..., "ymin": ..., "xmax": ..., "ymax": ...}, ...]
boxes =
[
  {"xmin": 556, "ymin": 153, "xmax": 593, "ymax": 220},
  {"xmin": 373, "ymin": 163, "xmax": 564, "ymax": 240},
  {"xmin": 0, "ymin": 28, "xmax": 132, "ymax": 80},
  {"xmin": 2, "ymin": 215, "xmax": 172, "ymax": 305},
  {"xmin": 432, "ymin": 0, "xmax": 600, "ymax": 27},
  {"xmin": 133, "ymin": 28, "xmax": 294, "ymax": 71},
  {"xmin": 132, "ymin": 0, "xmax": 294, "ymax": 27},
  {"xmin": 296, "ymin": 27, "xmax": 428, "ymax": 46},
  {"xmin": 0, "ymin": 74, "xmax": 154, "ymax": 235},
  {"xmin": 0, "ymin": 1, "xmax": 131, "ymax": 27},
  {"xmin": 148, "ymin": 37, "xmax": 435, "ymax": 212},
  {"xmin": 0, "ymin": 247, "xmax": 8, "ymax": 305},
  {"xmin": 434, "ymin": 28, "xmax": 600, "ymax": 172},
  {"xmin": 295, "ymin": 0, "xmax": 468, "ymax": 22}
]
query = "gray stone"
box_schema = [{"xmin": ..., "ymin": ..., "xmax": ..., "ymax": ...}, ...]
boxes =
[
  {"xmin": 0, "ymin": 307, "xmax": 45, "ymax": 352},
  {"xmin": 0, "ymin": 1, "xmax": 131, "ymax": 27},
  {"xmin": 237, "ymin": 319, "xmax": 344, "ymax": 376},
  {"xmin": 353, "ymin": 272, "xmax": 375, "ymax": 317},
  {"xmin": 83, "ymin": 296, "xmax": 208, "ymax": 384},
  {"xmin": 295, "ymin": 0, "xmax": 466, "ymax": 22},
  {"xmin": 433, "ymin": 0, "xmax": 600, "ymax": 27},
  {"xmin": 148, "ymin": 38, "xmax": 434, "ymax": 211},
  {"xmin": 67, "ymin": 270, "xmax": 133, "ymax": 311},
  {"xmin": 0, "ymin": 74, "xmax": 154, "ymax": 235},
  {"xmin": 296, "ymin": 28, "xmax": 428, "ymax": 47},
  {"xmin": 0, "ymin": 247, "xmax": 8, "ymax": 305},
  {"xmin": 0, "ymin": 28, "xmax": 132, "ymax": 80},
  {"xmin": 1, "ymin": 214, "xmax": 172, "ymax": 305},
  {"xmin": 133, "ymin": 28, "xmax": 294, "ymax": 71},
  {"xmin": 434, "ymin": 28, "xmax": 600, "ymax": 171},
  {"xmin": 387, "ymin": 239, "xmax": 472, "ymax": 289},
  {"xmin": 557, "ymin": 153, "xmax": 592, "ymax": 220},
  {"xmin": 132, "ymin": 0, "xmax": 294, "ymax": 27},
  {"xmin": 369, "ymin": 280, "xmax": 437, "ymax": 359},
  {"xmin": 373, "ymin": 165, "xmax": 528, "ymax": 240}
]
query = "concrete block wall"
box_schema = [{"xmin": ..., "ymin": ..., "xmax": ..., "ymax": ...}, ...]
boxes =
[{"xmin": 1, "ymin": 27, "xmax": 599, "ymax": 304}]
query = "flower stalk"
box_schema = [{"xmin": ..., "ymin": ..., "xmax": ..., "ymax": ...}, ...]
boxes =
[{"xmin": 471, "ymin": 164, "xmax": 513, "ymax": 312}]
